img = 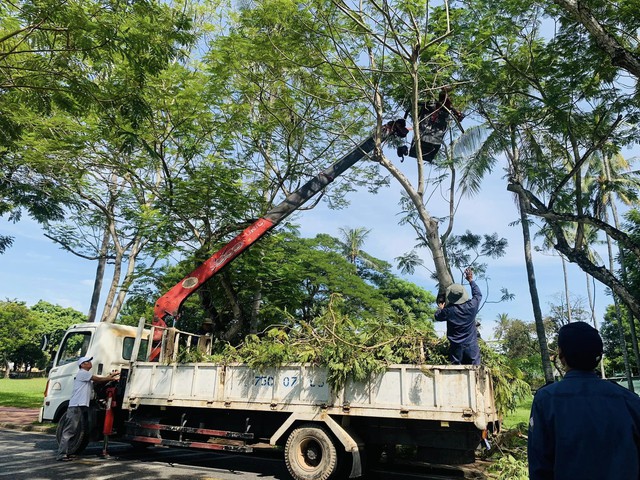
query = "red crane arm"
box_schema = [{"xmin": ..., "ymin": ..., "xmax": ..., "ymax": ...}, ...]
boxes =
[{"xmin": 152, "ymin": 120, "xmax": 408, "ymax": 330}]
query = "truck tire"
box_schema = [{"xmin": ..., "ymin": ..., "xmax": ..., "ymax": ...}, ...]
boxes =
[
  {"xmin": 56, "ymin": 410, "xmax": 90, "ymax": 455},
  {"xmin": 285, "ymin": 424, "xmax": 339, "ymax": 480}
]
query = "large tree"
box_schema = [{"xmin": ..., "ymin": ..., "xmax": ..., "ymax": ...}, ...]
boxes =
[
  {"xmin": 446, "ymin": 0, "xmax": 640, "ymax": 382},
  {"xmin": 0, "ymin": 301, "xmax": 41, "ymax": 377},
  {"xmin": 150, "ymin": 0, "xmax": 394, "ymax": 332},
  {"xmin": 30, "ymin": 300, "xmax": 86, "ymax": 361},
  {"xmin": 38, "ymin": 61, "xmax": 245, "ymax": 323},
  {"xmin": 125, "ymin": 230, "xmax": 436, "ymax": 342},
  {"xmin": 1, "ymin": 0, "xmax": 196, "ymax": 252}
]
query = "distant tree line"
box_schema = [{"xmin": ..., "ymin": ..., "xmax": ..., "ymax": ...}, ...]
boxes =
[{"xmin": 0, "ymin": 300, "xmax": 85, "ymax": 377}]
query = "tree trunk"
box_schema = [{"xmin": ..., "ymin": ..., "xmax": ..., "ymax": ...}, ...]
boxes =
[
  {"xmin": 250, "ymin": 285, "xmax": 263, "ymax": 334},
  {"xmin": 87, "ymin": 227, "xmax": 110, "ymax": 323},
  {"xmin": 220, "ymin": 273, "xmax": 244, "ymax": 342},
  {"xmin": 604, "ymin": 209, "xmax": 634, "ymax": 388},
  {"xmin": 608, "ymin": 190, "xmax": 640, "ymax": 376},
  {"xmin": 100, "ymin": 247, "xmax": 123, "ymax": 323},
  {"xmin": 518, "ymin": 194, "xmax": 554, "ymax": 383},
  {"xmin": 586, "ymin": 273, "xmax": 607, "ymax": 378},
  {"xmin": 103, "ymin": 236, "xmax": 146, "ymax": 324},
  {"xmin": 561, "ymin": 256, "xmax": 572, "ymax": 323},
  {"xmin": 378, "ymin": 155, "xmax": 454, "ymax": 290}
]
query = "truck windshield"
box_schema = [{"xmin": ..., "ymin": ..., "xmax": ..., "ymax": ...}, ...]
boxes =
[{"xmin": 57, "ymin": 331, "xmax": 91, "ymax": 366}]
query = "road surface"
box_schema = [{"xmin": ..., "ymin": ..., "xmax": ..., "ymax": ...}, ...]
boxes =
[{"xmin": 0, "ymin": 428, "xmax": 291, "ymax": 480}]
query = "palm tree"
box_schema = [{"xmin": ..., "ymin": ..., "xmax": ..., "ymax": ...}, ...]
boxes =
[
  {"xmin": 586, "ymin": 152, "xmax": 640, "ymax": 385},
  {"xmin": 494, "ymin": 313, "xmax": 511, "ymax": 341},
  {"xmin": 483, "ymin": 122, "xmax": 555, "ymax": 384},
  {"xmin": 535, "ymin": 226, "xmax": 574, "ymax": 323},
  {"xmin": 338, "ymin": 226, "xmax": 371, "ymax": 264}
]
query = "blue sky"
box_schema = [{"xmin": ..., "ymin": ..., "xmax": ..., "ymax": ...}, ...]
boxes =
[{"xmin": 0, "ymin": 160, "xmax": 612, "ymax": 343}]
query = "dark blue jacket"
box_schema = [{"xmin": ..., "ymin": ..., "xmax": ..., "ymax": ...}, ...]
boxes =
[
  {"xmin": 528, "ymin": 370, "xmax": 640, "ymax": 480},
  {"xmin": 434, "ymin": 281, "xmax": 481, "ymax": 345}
]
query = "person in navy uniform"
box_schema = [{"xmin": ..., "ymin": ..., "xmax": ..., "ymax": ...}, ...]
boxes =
[
  {"xmin": 528, "ymin": 321, "xmax": 640, "ymax": 480},
  {"xmin": 434, "ymin": 268, "xmax": 482, "ymax": 365},
  {"xmin": 407, "ymin": 87, "xmax": 464, "ymax": 163}
]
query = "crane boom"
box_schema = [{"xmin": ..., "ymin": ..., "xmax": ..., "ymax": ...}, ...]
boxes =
[{"xmin": 152, "ymin": 120, "xmax": 408, "ymax": 330}]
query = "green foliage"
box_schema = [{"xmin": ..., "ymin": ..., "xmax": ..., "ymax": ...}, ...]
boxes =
[
  {"xmin": 444, "ymin": 230, "xmax": 509, "ymax": 283},
  {"xmin": 601, "ymin": 300, "xmax": 636, "ymax": 376},
  {"xmin": 176, "ymin": 345, "xmax": 208, "ymax": 364},
  {"xmin": 0, "ymin": 301, "xmax": 85, "ymax": 372},
  {"xmin": 184, "ymin": 294, "xmax": 527, "ymax": 419},
  {"xmin": 457, "ymin": 0, "xmax": 640, "ymax": 323},
  {"xmin": 510, "ymin": 355, "xmax": 546, "ymax": 391},
  {"xmin": 204, "ymin": 295, "xmax": 441, "ymax": 392},
  {"xmin": 12, "ymin": 344, "xmax": 46, "ymax": 371},
  {"xmin": 144, "ymin": 231, "xmax": 438, "ymax": 343},
  {"xmin": 117, "ymin": 292, "xmax": 156, "ymax": 328},
  {"xmin": 0, "ymin": 301, "xmax": 41, "ymax": 372},
  {"xmin": 30, "ymin": 300, "xmax": 85, "ymax": 360},
  {"xmin": 1, "ymin": 0, "xmax": 197, "ymax": 241},
  {"xmin": 480, "ymin": 343, "xmax": 531, "ymax": 417},
  {"xmin": 488, "ymin": 453, "xmax": 528, "ymax": 480},
  {"xmin": 603, "ymin": 208, "xmax": 640, "ymax": 376},
  {"xmin": 483, "ymin": 420, "xmax": 529, "ymax": 479},
  {"xmin": 493, "ymin": 315, "xmax": 546, "ymax": 388},
  {"xmin": 206, "ymin": 0, "xmax": 377, "ymax": 201},
  {"xmin": 377, "ymin": 277, "xmax": 436, "ymax": 323}
]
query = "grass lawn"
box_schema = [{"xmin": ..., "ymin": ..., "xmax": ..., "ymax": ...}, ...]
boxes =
[
  {"xmin": 0, "ymin": 377, "xmax": 47, "ymax": 408},
  {"xmin": 502, "ymin": 394, "xmax": 533, "ymax": 429}
]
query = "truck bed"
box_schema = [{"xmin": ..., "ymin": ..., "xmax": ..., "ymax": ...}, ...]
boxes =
[{"xmin": 123, "ymin": 362, "xmax": 498, "ymax": 430}]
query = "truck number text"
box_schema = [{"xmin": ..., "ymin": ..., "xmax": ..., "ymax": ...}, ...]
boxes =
[{"xmin": 252, "ymin": 376, "xmax": 324, "ymax": 388}]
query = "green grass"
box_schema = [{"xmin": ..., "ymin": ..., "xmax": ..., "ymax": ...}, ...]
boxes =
[
  {"xmin": 0, "ymin": 377, "xmax": 47, "ymax": 408},
  {"xmin": 502, "ymin": 394, "xmax": 533, "ymax": 429}
]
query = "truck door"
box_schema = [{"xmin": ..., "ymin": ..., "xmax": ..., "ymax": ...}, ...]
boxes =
[{"xmin": 43, "ymin": 328, "xmax": 93, "ymax": 422}]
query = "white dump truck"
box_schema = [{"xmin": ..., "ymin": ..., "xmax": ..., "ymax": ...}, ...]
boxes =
[
  {"xmin": 41, "ymin": 120, "xmax": 500, "ymax": 479},
  {"xmin": 42, "ymin": 319, "xmax": 499, "ymax": 480}
]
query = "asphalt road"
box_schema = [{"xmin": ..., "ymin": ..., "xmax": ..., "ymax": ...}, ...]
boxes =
[
  {"xmin": 0, "ymin": 428, "xmax": 292, "ymax": 480},
  {"xmin": 0, "ymin": 427, "xmax": 485, "ymax": 479}
]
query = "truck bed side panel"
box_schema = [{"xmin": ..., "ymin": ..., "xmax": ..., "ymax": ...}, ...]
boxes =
[{"xmin": 123, "ymin": 363, "xmax": 498, "ymax": 429}]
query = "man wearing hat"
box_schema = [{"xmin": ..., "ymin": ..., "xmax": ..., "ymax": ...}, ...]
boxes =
[
  {"xmin": 56, "ymin": 356, "xmax": 119, "ymax": 461},
  {"xmin": 198, "ymin": 318, "xmax": 214, "ymax": 336},
  {"xmin": 434, "ymin": 268, "xmax": 482, "ymax": 365},
  {"xmin": 528, "ymin": 322, "xmax": 640, "ymax": 479}
]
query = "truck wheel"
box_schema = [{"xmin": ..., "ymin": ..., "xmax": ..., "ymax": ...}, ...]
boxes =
[
  {"xmin": 285, "ymin": 424, "xmax": 339, "ymax": 480},
  {"xmin": 56, "ymin": 410, "xmax": 90, "ymax": 455}
]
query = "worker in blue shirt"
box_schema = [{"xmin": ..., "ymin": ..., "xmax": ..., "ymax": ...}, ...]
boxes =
[
  {"xmin": 434, "ymin": 268, "xmax": 482, "ymax": 365},
  {"xmin": 528, "ymin": 321, "xmax": 640, "ymax": 480}
]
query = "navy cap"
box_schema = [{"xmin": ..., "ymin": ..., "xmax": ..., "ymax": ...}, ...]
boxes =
[{"xmin": 558, "ymin": 322, "xmax": 603, "ymax": 370}]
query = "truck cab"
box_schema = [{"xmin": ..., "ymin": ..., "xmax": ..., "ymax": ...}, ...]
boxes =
[{"xmin": 41, "ymin": 322, "xmax": 148, "ymax": 423}]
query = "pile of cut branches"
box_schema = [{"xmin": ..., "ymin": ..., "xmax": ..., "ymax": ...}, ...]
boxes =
[{"xmin": 181, "ymin": 295, "xmax": 529, "ymax": 416}]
